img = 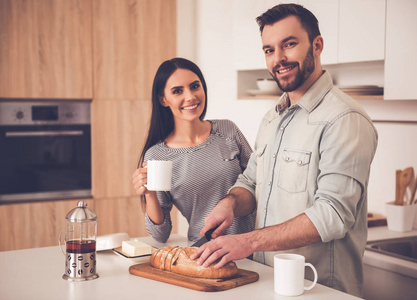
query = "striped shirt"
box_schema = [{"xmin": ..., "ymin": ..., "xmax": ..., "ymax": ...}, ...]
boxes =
[{"xmin": 144, "ymin": 119, "xmax": 255, "ymax": 242}]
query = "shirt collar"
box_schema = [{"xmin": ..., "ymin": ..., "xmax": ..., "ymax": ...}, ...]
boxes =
[
  {"xmin": 296, "ymin": 70, "xmax": 333, "ymax": 113},
  {"xmin": 273, "ymin": 71, "xmax": 333, "ymax": 116}
]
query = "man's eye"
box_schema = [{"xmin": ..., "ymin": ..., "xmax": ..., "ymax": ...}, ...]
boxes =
[
  {"xmin": 284, "ymin": 42, "xmax": 296, "ymax": 48},
  {"xmin": 264, "ymin": 49, "xmax": 273, "ymax": 54}
]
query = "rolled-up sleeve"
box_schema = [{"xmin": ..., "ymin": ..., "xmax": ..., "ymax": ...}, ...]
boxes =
[{"xmin": 305, "ymin": 112, "xmax": 377, "ymax": 242}]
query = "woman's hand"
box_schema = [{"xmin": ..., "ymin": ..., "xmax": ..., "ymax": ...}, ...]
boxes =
[{"xmin": 132, "ymin": 162, "xmax": 150, "ymax": 195}]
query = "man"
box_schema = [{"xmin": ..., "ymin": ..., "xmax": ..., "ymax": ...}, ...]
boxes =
[{"xmin": 191, "ymin": 3, "xmax": 378, "ymax": 297}]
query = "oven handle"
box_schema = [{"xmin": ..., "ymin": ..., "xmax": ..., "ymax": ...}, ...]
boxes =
[{"xmin": 5, "ymin": 130, "xmax": 84, "ymax": 137}]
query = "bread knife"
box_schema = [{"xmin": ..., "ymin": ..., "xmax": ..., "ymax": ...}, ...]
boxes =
[{"xmin": 191, "ymin": 225, "xmax": 219, "ymax": 247}]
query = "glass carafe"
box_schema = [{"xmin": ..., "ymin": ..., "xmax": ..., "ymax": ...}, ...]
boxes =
[{"xmin": 59, "ymin": 200, "xmax": 99, "ymax": 281}]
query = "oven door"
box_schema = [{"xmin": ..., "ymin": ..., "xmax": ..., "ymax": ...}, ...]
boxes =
[{"xmin": 0, "ymin": 125, "xmax": 92, "ymax": 203}]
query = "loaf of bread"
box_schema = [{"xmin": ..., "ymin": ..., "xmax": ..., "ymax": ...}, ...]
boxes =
[{"xmin": 150, "ymin": 246, "xmax": 238, "ymax": 279}]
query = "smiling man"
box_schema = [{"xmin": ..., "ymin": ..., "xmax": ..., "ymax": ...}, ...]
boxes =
[{"xmin": 191, "ymin": 3, "xmax": 378, "ymax": 297}]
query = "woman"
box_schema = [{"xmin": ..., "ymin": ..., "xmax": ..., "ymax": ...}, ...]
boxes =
[{"xmin": 132, "ymin": 58, "xmax": 255, "ymax": 243}]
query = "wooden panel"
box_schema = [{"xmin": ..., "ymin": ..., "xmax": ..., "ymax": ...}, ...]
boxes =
[
  {"xmin": 0, "ymin": 199, "xmax": 92, "ymax": 251},
  {"xmin": 93, "ymin": 0, "xmax": 177, "ymax": 99},
  {"xmin": 0, "ymin": 0, "xmax": 92, "ymax": 98},
  {"xmin": 94, "ymin": 197, "xmax": 179, "ymax": 238},
  {"xmin": 91, "ymin": 98, "xmax": 151, "ymax": 198}
]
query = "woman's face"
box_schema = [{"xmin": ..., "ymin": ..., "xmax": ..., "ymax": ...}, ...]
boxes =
[{"xmin": 161, "ymin": 68, "xmax": 206, "ymax": 122}]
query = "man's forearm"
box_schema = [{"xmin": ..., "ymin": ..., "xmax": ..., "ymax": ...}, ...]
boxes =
[
  {"xmin": 249, "ymin": 213, "xmax": 321, "ymax": 252},
  {"xmin": 227, "ymin": 187, "xmax": 257, "ymax": 217}
]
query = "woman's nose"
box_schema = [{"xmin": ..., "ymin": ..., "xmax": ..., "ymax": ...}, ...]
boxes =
[{"xmin": 183, "ymin": 88, "xmax": 195, "ymax": 101}]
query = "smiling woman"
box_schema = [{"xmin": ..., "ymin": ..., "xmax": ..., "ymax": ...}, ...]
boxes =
[{"xmin": 131, "ymin": 57, "xmax": 255, "ymax": 244}]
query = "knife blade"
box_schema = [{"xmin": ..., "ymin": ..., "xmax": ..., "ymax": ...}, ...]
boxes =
[{"xmin": 191, "ymin": 225, "xmax": 219, "ymax": 247}]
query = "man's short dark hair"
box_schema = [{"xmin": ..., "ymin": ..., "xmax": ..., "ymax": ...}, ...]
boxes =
[{"xmin": 256, "ymin": 3, "xmax": 321, "ymax": 43}]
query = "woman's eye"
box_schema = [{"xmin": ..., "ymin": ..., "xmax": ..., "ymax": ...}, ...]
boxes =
[
  {"xmin": 172, "ymin": 88, "xmax": 182, "ymax": 95},
  {"xmin": 191, "ymin": 83, "xmax": 200, "ymax": 90}
]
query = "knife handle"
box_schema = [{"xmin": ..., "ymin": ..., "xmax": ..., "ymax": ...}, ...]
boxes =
[{"xmin": 204, "ymin": 225, "xmax": 220, "ymax": 240}]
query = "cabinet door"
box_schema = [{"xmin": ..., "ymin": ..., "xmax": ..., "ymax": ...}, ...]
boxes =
[
  {"xmin": 91, "ymin": 99, "xmax": 151, "ymax": 198},
  {"xmin": 338, "ymin": 0, "xmax": 386, "ymax": 63},
  {"xmin": 299, "ymin": 0, "xmax": 339, "ymax": 65},
  {"xmin": 93, "ymin": 0, "xmax": 176, "ymax": 100},
  {"xmin": 0, "ymin": 199, "xmax": 88, "ymax": 251},
  {"xmin": 0, "ymin": 0, "xmax": 92, "ymax": 98},
  {"xmin": 384, "ymin": 0, "xmax": 417, "ymax": 100},
  {"xmin": 232, "ymin": 0, "xmax": 268, "ymax": 70}
]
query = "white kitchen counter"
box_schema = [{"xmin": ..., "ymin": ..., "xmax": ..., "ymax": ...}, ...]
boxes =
[{"xmin": 0, "ymin": 234, "xmax": 360, "ymax": 300}]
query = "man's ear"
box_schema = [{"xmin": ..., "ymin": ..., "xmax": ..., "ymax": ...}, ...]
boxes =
[{"xmin": 313, "ymin": 35, "xmax": 324, "ymax": 56}]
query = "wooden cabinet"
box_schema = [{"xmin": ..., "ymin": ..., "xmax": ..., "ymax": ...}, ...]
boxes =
[
  {"xmin": 384, "ymin": 0, "xmax": 417, "ymax": 100},
  {"xmin": 0, "ymin": 199, "xmax": 90, "ymax": 251},
  {"xmin": 0, "ymin": 0, "xmax": 93, "ymax": 98},
  {"xmin": 0, "ymin": 0, "xmax": 177, "ymax": 251},
  {"xmin": 91, "ymin": 98, "xmax": 151, "ymax": 198},
  {"xmin": 93, "ymin": 0, "xmax": 176, "ymax": 100}
]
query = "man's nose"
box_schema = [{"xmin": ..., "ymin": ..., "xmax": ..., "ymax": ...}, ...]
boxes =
[{"xmin": 273, "ymin": 49, "xmax": 286, "ymax": 66}]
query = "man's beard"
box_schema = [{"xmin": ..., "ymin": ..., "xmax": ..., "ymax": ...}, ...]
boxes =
[{"xmin": 271, "ymin": 45, "xmax": 315, "ymax": 92}]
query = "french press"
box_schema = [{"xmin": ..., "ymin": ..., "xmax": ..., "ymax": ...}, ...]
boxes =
[{"xmin": 59, "ymin": 200, "xmax": 99, "ymax": 281}]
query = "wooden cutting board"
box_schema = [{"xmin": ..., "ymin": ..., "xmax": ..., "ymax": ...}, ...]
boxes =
[
  {"xmin": 129, "ymin": 262, "xmax": 259, "ymax": 292},
  {"xmin": 368, "ymin": 212, "xmax": 387, "ymax": 227}
]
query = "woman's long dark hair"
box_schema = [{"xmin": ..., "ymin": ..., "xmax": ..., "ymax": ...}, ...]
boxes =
[{"xmin": 138, "ymin": 58, "xmax": 208, "ymax": 167}]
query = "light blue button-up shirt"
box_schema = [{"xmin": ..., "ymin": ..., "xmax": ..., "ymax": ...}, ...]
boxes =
[{"xmin": 233, "ymin": 71, "xmax": 378, "ymax": 297}]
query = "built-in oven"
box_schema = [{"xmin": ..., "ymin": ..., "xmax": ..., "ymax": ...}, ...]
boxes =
[{"xmin": 0, "ymin": 99, "xmax": 92, "ymax": 203}]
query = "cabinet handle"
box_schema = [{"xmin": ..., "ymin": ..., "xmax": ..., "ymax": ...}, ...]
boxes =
[{"xmin": 5, "ymin": 130, "xmax": 84, "ymax": 137}]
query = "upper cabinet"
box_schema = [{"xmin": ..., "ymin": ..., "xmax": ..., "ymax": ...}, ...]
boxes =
[
  {"xmin": 337, "ymin": 0, "xmax": 385, "ymax": 63},
  {"xmin": 0, "ymin": 0, "xmax": 93, "ymax": 99},
  {"xmin": 298, "ymin": 0, "xmax": 339, "ymax": 65},
  {"xmin": 233, "ymin": 0, "xmax": 386, "ymax": 69},
  {"xmin": 232, "ymin": 0, "xmax": 267, "ymax": 70},
  {"xmin": 384, "ymin": 0, "xmax": 417, "ymax": 100}
]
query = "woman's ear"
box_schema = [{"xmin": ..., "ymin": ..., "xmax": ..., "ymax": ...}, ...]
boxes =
[{"xmin": 159, "ymin": 97, "xmax": 168, "ymax": 107}]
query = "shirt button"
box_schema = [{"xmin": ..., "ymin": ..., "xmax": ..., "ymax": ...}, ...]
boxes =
[
  {"xmin": 298, "ymin": 160, "xmax": 302, "ymax": 165},
  {"xmin": 263, "ymin": 209, "xmax": 266, "ymax": 213},
  {"xmin": 285, "ymin": 156, "xmax": 290, "ymax": 161},
  {"xmin": 268, "ymin": 181, "xmax": 272, "ymax": 186},
  {"xmin": 280, "ymin": 126, "xmax": 284, "ymax": 131},
  {"xmin": 272, "ymin": 153, "xmax": 276, "ymax": 158}
]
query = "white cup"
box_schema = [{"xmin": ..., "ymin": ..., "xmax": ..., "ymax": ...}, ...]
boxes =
[
  {"xmin": 274, "ymin": 253, "xmax": 318, "ymax": 296},
  {"xmin": 145, "ymin": 160, "xmax": 172, "ymax": 191}
]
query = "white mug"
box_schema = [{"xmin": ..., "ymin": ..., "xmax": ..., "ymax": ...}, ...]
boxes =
[
  {"xmin": 145, "ymin": 160, "xmax": 172, "ymax": 191},
  {"xmin": 274, "ymin": 253, "xmax": 318, "ymax": 296}
]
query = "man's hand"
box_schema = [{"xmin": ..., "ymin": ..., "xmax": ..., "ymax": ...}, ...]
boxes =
[
  {"xmin": 200, "ymin": 188, "xmax": 256, "ymax": 239},
  {"xmin": 199, "ymin": 196, "xmax": 236, "ymax": 239},
  {"xmin": 190, "ymin": 233, "xmax": 254, "ymax": 268}
]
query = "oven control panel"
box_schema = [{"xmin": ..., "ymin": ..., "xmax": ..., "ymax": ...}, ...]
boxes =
[{"xmin": 0, "ymin": 99, "xmax": 91, "ymax": 125}]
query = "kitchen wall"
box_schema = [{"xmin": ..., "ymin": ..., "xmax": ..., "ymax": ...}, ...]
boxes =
[{"xmin": 177, "ymin": 0, "xmax": 417, "ymax": 233}]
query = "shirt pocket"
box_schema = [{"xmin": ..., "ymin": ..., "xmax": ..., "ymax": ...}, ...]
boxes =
[
  {"xmin": 278, "ymin": 149, "xmax": 311, "ymax": 193},
  {"xmin": 256, "ymin": 144, "xmax": 267, "ymax": 185}
]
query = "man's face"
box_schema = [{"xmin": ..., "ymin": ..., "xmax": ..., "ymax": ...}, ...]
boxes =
[{"xmin": 261, "ymin": 16, "xmax": 316, "ymax": 92}]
